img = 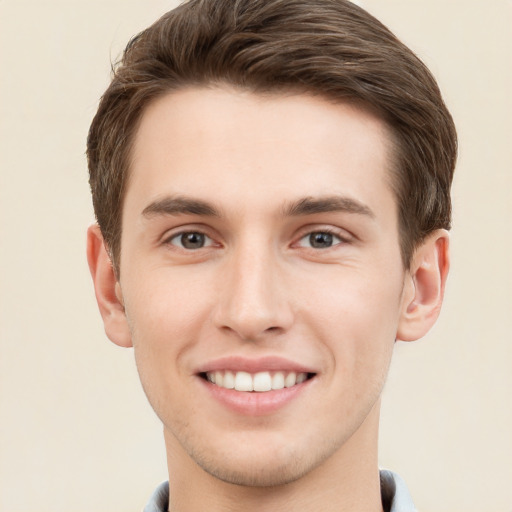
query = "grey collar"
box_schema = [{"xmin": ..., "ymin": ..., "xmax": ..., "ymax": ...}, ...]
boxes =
[{"xmin": 143, "ymin": 469, "xmax": 416, "ymax": 512}]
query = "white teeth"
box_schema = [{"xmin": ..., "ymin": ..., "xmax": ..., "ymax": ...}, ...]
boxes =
[
  {"xmin": 253, "ymin": 372, "xmax": 272, "ymax": 392},
  {"xmin": 296, "ymin": 372, "xmax": 307, "ymax": 384},
  {"xmin": 205, "ymin": 370, "xmax": 309, "ymax": 392},
  {"xmin": 223, "ymin": 371, "xmax": 235, "ymax": 389},
  {"xmin": 284, "ymin": 372, "xmax": 297, "ymax": 388},
  {"xmin": 271, "ymin": 372, "xmax": 285, "ymax": 390},
  {"xmin": 234, "ymin": 371, "xmax": 253, "ymax": 391}
]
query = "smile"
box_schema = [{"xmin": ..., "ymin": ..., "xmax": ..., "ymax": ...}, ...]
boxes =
[{"xmin": 203, "ymin": 370, "xmax": 312, "ymax": 392}]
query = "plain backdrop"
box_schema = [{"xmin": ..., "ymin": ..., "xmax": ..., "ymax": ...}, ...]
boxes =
[{"xmin": 0, "ymin": 1, "xmax": 511, "ymax": 511}]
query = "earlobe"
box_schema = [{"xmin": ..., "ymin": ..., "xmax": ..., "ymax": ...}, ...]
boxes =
[
  {"xmin": 397, "ymin": 230, "xmax": 450, "ymax": 342},
  {"xmin": 86, "ymin": 224, "xmax": 132, "ymax": 348}
]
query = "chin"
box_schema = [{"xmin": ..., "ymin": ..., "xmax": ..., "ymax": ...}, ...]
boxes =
[
  {"xmin": 182, "ymin": 431, "xmax": 335, "ymax": 488},
  {"xmin": 197, "ymin": 454, "xmax": 312, "ymax": 488}
]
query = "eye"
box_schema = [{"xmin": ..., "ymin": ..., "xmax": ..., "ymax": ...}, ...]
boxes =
[
  {"xmin": 168, "ymin": 231, "xmax": 214, "ymax": 250},
  {"xmin": 298, "ymin": 231, "xmax": 344, "ymax": 249}
]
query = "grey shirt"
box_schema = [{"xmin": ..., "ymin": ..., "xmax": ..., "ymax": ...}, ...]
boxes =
[{"xmin": 142, "ymin": 469, "xmax": 416, "ymax": 512}]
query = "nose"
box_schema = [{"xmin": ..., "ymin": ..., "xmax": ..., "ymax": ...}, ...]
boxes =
[{"xmin": 213, "ymin": 242, "xmax": 294, "ymax": 341}]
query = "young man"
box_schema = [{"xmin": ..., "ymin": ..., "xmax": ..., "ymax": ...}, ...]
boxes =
[{"xmin": 86, "ymin": 1, "xmax": 456, "ymax": 510}]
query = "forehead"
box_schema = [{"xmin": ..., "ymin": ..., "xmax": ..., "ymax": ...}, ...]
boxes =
[{"xmin": 127, "ymin": 87, "xmax": 396, "ymax": 221}]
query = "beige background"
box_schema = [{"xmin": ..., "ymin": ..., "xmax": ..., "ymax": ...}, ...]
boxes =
[{"xmin": 0, "ymin": 1, "xmax": 510, "ymax": 511}]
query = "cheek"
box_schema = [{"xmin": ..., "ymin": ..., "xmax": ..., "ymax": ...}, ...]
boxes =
[
  {"xmin": 299, "ymin": 267, "xmax": 403, "ymax": 373},
  {"xmin": 124, "ymin": 267, "xmax": 213, "ymax": 339},
  {"xmin": 302, "ymin": 263, "xmax": 403, "ymax": 328},
  {"xmin": 122, "ymin": 270, "xmax": 213, "ymax": 398},
  {"xmin": 349, "ymin": 284, "xmax": 402, "ymax": 394}
]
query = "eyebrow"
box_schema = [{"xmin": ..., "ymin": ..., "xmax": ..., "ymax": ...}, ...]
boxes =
[
  {"xmin": 141, "ymin": 194, "xmax": 375, "ymax": 220},
  {"xmin": 282, "ymin": 196, "xmax": 375, "ymax": 218},
  {"xmin": 142, "ymin": 196, "xmax": 221, "ymax": 218}
]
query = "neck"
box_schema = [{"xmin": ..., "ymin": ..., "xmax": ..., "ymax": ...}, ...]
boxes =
[{"xmin": 165, "ymin": 402, "xmax": 383, "ymax": 512}]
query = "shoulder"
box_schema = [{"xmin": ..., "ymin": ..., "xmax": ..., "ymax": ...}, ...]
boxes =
[
  {"xmin": 142, "ymin": 481, "xmax": 169, "ymax": 512},
  {"xmin": 380, "ymin": 469, "xmax": 417, "ymax": 512},
  {"xmin": 142, "ymin": 472, "xmax": 417, "ymax": 512}
]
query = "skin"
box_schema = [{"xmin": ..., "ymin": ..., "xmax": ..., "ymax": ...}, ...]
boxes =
[{"xmin": 88, "ymin": 87, "xmax": 449, "ymax": 511}]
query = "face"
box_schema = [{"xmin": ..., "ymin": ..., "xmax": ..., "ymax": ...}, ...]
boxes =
[{"xmin": 118, "ymin": 87, "xmax": 410, "ymax": 486}]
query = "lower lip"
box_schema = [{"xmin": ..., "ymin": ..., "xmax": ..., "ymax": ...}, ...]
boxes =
[{"xmin": 198, "ymin": 376, "xmax": 315, "ymax": 416}]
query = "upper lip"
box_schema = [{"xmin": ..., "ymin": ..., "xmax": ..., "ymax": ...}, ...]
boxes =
[{"xmin": 195, "ymin": 355, "xmax": 317, "ymax": 375}]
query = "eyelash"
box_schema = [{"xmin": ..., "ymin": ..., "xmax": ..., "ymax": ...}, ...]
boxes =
[
  {"xmin": 162, "ymin": 227, "xmax": 351, "ymax": 251},
  {"xmin": 295, "ymin": 228, "xmax": 348, "ymax": 250},
  {"xmin": 165, "ymin": 230, "xmax": 216, "ymax": 250}
]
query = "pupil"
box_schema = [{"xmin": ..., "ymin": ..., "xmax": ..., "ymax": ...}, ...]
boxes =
[
  {"xmin": 181, "ymin": 232, "xmax": 205, "ymax": 249},
  {"xmin": 310, "ymin": 232, "xmax": 333, "ymax": 248}
]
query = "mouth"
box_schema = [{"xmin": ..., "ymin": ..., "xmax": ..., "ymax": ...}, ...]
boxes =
[
  {"xmin": 200, "ymin": 370, "xmax": 316, "ymax": 392},
  {"xmin": 196, "ymin": 358, "xmax": 318, "ymax": 415}
]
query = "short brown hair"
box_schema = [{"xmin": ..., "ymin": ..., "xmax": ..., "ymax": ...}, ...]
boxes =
[{"xmin": 87, "ymin": 0, "xmax": 457, "ymax": 271}]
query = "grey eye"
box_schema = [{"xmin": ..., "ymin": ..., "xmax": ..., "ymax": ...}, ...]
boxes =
[
  {"xmin": 298, "ymin": 231, "xmax": 343, "ymax": 249},
  {"xmin": 170, "ymin": 232, "xmax": 212, "ymax": 249},
  {"xmin": 309, "ymin": 232, "xmax": 334, "ymax": 248}
]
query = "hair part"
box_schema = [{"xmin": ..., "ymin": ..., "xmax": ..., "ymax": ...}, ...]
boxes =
[{"xmin": 87, "ymin": 0, "xmax": 457, "ymax": 272}]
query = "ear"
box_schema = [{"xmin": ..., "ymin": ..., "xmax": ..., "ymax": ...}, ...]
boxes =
[
  {"xmin": 397, "ymin": 229, "xmax": 450, "ymax": 342},
  {"xmin": 86, "ymin": 224, "xmax": 132, "ymax": 347}
]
